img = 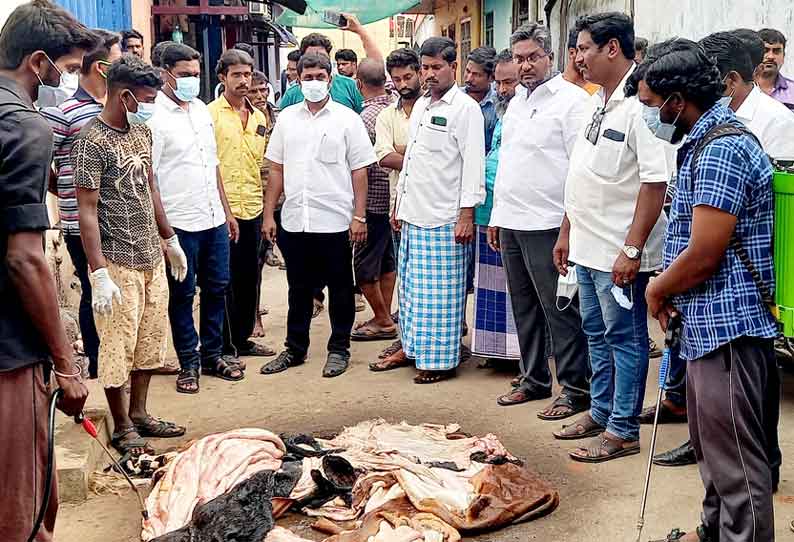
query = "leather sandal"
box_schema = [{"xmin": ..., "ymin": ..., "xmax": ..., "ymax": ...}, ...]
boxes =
[
  {"xmin": 569, "ymin": 433, "xmax": 640, "ymax": 463},
  {"xmin": 553, "ymin": 413, "xmax": 605, "ymax": 440}
]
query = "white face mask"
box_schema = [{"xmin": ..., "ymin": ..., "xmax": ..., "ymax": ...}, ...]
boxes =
[
  {"xmin": 611, "ymin": 284, "xmax": 634, "ymax": 310},
  {"xmin": 302, "ymin": 79, "xmax": 330, "ymax": 103},
  {"xmin": 556, "ymin": 267, "xmax": 579, "ymax": 311}
]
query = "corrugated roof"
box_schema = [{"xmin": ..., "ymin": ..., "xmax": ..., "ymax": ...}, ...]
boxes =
[{"xmin": 54, "ymin": 0, "xmax": 132, "ymax": 31}]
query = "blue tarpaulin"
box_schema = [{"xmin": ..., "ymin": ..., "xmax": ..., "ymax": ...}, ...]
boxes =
[
  {"xmin": 276, "ymin": 0, "xmax": 420, "ymax": 27},
  {"xmin": 54, "ymin": 0, "xmax": 132, "ymax": 31}
]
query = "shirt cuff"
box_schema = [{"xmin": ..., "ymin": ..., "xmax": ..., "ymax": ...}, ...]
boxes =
[
  {"xmin": 1, "ymin": 203, "xmax": 50, "ymax": 232},
  {"xmin": 460, "ymin": 192, "xmax": 485, "ymax": 209},
  {"xmin": 350, "ymin": 158, "xmax": 377, "ymax": 171}
]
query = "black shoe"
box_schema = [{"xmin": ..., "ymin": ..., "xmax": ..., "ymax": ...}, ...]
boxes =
[
  {"xmin": 323, "ymin": 352, "xmax": 350, "ymax": 378},
  {"xmin": 652, "ymin": 440, "xmax": 696, "ymax": 467},
  {"xmin": 260, "ymin": 350, "xmax": 305, "ymax": 374}
]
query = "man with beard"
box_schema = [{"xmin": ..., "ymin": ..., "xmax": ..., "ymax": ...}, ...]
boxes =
[
  {"xmin": 208, "ymin": 50, "xmax": 276, "ymax": 364},
  {"xmin": 392, "ymin": 37, "xmax": 485, "ymax": 384},
  {"xmin": 756, "ymin": 28, "xmax": 794, "ymax": 110},
  {"xmin": 470, "ymin": 50, "xmax": 521, "ymax": 365},
  {"xmin": 369, "ymin": 47, "xmax": 422, "ymax": 371},
  {"xmin": 487, "ymin": 23, "xmax": 591, "ymax": 419},
  {"xmin": 463, "ymin": 46, "xmax": 498, "ymax": 153}
]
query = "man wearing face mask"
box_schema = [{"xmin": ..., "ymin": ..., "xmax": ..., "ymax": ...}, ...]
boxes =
[
  {"xmin": 553, "ymin": 12, "xmax": 671, "ymax": 462},
  {"xmin": 260, "ymin": 53, "xmax": 375, "ymax": 378},
  {"xmin": 73, "ymin": 54, "xmax": 188, "ymax": 457},
  {"xmin": 43, "ymin": 29, "xmax": 121, "ymax": 381},
  {"xmin": 148, "ymin": 43, "xmax": 242, "ymax": 394},
  {"xmin": 469, "ymin": 49, "xmax": 522, "ymax": 367},
  {"xmin": 369, "ymin": 47, "xmax": 422, "ymax": 371},
  {"xmin": 208, "ymin": 49, "xmax": 276, "ymax": 363},
  {"xmin": 0, "ymin": 2, "xmax": 96, "ymax": 539},
  {"xmin": 629, "ymin": 38, "xmax": 778, "ymax": 542},
  {"xmin": 486, "ymin": 24, "xmax": 591, "ymax": 419},
  {"xmin": 392, "ymin": 37, "xmax": 486, "ymax": 384}
]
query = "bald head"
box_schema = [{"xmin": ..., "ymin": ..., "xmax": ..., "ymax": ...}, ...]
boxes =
[{"xmin": 356, "ymin": 58, "xmax": 386, "ymax": 88}]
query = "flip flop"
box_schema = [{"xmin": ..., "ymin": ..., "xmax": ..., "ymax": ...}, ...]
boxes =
[
  {"xmin": 350, "ymin": 322, "xmax": 398, "ymax": 342},
  {"xmin": 414, "ymin": 368, "xmax": 456, "ymax": 384},
  {"xmin": 537, "ymin": 393, "xmax": 590, "ymax": 421},
  {"xmin": 133, "ymin": 416, "xmax": 186, "ymax": 438}
]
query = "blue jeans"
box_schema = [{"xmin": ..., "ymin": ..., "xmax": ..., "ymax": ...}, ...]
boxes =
[
  {"xmin": 577, "ymin": 266, "xmax": 651, "ymax": 441},
  {"xmin": 168, "ymin": 224, "xmax": 230, "ymax": 371}
]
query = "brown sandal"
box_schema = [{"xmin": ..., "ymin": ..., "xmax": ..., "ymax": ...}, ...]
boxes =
[
  {"xmin": 552, "ymin": 413, "xmax": 605, "ymax": 440},
  {"xmin": 414, "ymin": 368, "xmax": 456, "ymax": 384},
  {"xmin": 569, "ymin": 433, "xmax": 640, "ymax": 463},
  {"xmin": 369, "ymin": 351, "xmax": 411, "ymax": 372}
]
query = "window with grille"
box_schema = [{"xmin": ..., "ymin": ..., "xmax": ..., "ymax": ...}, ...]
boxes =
[
  {"xmin": 460, "ymin": 18, "xmax": 471, "ymax": 78},
  {"xmin": 513, "ymin": 0, "xmax": 529, "ymax": 31},
  {"xmin": 484, "ymin": 11, "xmax": 494, "ymax": 47}
]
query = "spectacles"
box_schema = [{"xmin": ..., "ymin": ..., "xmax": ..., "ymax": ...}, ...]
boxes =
[
  {"xmin": 512, "ymin": 51, "xmax": 549, "ymax": 65},
  {"xmin": 585, "ymin": 106, "xmax": 606, "ymax": 145}
]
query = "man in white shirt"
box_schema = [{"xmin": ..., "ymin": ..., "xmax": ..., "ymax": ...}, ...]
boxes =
[
  {"xmin": 701, "ymin": 32, "xmax": 794, "ymax": 159},
  {"xmin": 393, "ymin": 37, "xmax": 486, "ymax": 384},
  {"xmin": 552, "ymin": 13, "xmax": 670, "ymax": 463},
  {"xmin": 261, "ymin": 53, "xmax": 376, "ymax": 378},
  {"xmin": 149, "ymin": 43, "xmax": 242, "ymax": 394},
  {"xmin": 487, "ymin": 23, "xmax": 591, "ymax": 419}
]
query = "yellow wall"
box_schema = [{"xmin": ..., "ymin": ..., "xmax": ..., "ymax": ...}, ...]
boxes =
[{"xmin": 432, "ymin": 0, "xmax": 482, "ymax": 82}]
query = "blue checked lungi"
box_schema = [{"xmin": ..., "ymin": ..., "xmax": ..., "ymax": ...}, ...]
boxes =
[
  {"xmin": 471, "ymin": 226, "xmax": 520, "ymax": 360},
  {"xmin": 398, "ymin": 222, "xmax": 466, "ymax": 371}
]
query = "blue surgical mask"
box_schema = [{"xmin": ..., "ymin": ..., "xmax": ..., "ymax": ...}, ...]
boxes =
[
  {"xmin": 168, "ymin": 73, "xmax": 200, "ymax": 102},
  {"xmin": 718, "ymin": 74, "xmax": 733, "ymax": 109},
  {"xmin": 123, "ymin": 92, "xmax": 156, "ymax": 124},
  {"xmin": 642, "ymin": 95, "xmax": 682, "ymax": 144}
]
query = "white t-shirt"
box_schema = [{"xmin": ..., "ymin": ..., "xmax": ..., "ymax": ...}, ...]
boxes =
[
  {"xmin": 266, "ymin": 99, "xmax": 376, "ymax": 233},
  {"xmin": 564, "ymin": 65, "xmax": 673, "ymax": 273},
  {"xmin": 490, "ymin": 75, "xmax": 591, "ymax": 231}
]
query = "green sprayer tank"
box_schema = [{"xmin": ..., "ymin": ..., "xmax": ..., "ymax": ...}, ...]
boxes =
[{"xmin": 774, "ymin": 166, "xmax": 794, "ymax": 338}]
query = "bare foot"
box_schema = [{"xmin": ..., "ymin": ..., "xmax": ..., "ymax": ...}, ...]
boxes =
[{"xmin": 251, "ymin": 318, "xmax": 265, "ymax": 338}]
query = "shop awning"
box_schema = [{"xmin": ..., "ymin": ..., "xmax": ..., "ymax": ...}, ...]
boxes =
[{"xmin": 276, "ymin": 0, "xmax": 421, "ymax": 27}]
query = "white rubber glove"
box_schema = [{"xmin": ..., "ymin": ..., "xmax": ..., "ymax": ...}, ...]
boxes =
[
  {"xmin": 165, "ymin": 235, "xmax": 188, "ymax": 282},
  {"xmin": 90, "ymin": 267, "xmax": 122, "ymax": 316}
]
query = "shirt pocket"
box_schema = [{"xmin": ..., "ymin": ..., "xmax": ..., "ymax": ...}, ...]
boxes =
[
  {"xmin": 588, "ymin": 137, "xmax": 624, "ymax": 179},
  {"xmin": 419, "ymin": 125, "xmax": 448, "ymax": 152},
  {"xmin": 319, "ymin": 132, "xmax": 343, "ymax": 164}
]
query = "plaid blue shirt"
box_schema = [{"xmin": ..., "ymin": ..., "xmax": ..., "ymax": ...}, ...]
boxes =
[{"xmin": 665, "ymin": 104, "xmax": 777, "ymax": 361}]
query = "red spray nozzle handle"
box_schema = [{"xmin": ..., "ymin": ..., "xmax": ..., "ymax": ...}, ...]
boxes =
[{"xmin": 81, "ymin": 417, "xmax": 98, "ymax": 439}]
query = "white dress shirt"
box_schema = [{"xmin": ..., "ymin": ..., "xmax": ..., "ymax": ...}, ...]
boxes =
[
  {"xmin": 736, "ymin": 85, "xmax": 794, "ymax": 159},
  {"xmin": 395, "ymin": 85, "xmax": 486, "ymax": 228},
  {"xmin": 490, "ymin": 75, "xmax": 591, "ymax": 231},
  {"xmin": 266, "ymin": 99, "xmax": 376, "ymax": 233},
  {"xmin": 564, "ymin": 65, "xmax": 672, "ymax": 273},
  {"xmin": 149, "ymin": 91, "xmax": 226, "ymax": 232}
]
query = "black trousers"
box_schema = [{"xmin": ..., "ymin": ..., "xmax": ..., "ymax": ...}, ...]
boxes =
[
  {"xmin": 64, "ymin": 235, "xmax": 99, "ymax": 378},
  {"xmin": 687, "ymin": 336, "xmax": 779, "ymax": 542},
  {"xmin": 499, "ymin": 227, "xmax": 590, "ymax": 397},
  {"xmin": 223, "ymin": 214, "xmax": 262, "ymax": 355},
  {"xmin": 278, "ymin": 229, "xmax": 354, "ymax": 357}
]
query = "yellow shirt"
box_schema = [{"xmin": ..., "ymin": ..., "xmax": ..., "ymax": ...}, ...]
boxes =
[
  {"xmin": 208, "ymin": 95, "xmax": 268, "ymax": 219},
  {"xmin": 374, "ymin": 100, "xmax": 411, "ymax": 213}
]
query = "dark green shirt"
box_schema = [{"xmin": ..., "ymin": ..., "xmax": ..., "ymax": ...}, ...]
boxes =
[{"xmin": 278, "ymin": 75, "xmax": 363, "ymax": 113}]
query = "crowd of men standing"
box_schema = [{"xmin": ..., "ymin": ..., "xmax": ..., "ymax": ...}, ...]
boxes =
[{"xmin": 1, "ymin": 0, "xmax": 794, "ymax": 540}]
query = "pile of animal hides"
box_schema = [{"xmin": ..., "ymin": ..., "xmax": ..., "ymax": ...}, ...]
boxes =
[{"xmin": 142, "ymin": 419, "xmax": 559, "ymax": 542}]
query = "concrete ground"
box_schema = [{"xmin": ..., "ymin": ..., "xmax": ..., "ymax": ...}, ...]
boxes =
[{"xmin": 55, "ymin": 265, "xmax": 794, "ymax": 541}]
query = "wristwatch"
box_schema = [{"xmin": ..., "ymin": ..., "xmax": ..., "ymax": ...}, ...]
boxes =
[
  {"xmin": 353, "ymin": 215, "xmax": 367, "ymax": 224},
  {"xmin": 622, "ymin": 245, "xmax": 642, "ymax": 260}
]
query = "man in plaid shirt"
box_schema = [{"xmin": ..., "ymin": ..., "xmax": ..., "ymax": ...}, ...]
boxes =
[
  {"xmin": 629, "ymin": 39, "xmax": 778, "ymax": 542},
  {"xmin": 350, "ymin": 59, "xmax": 397, "ymax": 342}
]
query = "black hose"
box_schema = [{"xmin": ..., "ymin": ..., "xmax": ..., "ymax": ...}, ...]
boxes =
[{"xmin": 27, "ymin": 388, "xmax": 60, "ymax": 542}]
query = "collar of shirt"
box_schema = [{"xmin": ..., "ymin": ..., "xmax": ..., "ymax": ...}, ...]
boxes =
[
  {"xmin": 363, "ymin": 94, "xmax": 393, "ymax": 108},
  {"xmin": 678, "ymin": 102, "xmax": 734, "ymax": 161},
  {"xmin": 735, "ymin": 85, "xmax": 763, "ymax": 124},
  {"xmin": 0, "ymin": 74, "xmax": 34, "ymax": 109},
  {"xmin": 775, "ymin": 73, "xmax": 792, "ymax": 92},
  {"xmin": 72, "ymin": 86, "xmax": 99, "ymax": 104},
  {"xmin": 597, "ymin": 63, "xmax": 636, "ymax": 108}
]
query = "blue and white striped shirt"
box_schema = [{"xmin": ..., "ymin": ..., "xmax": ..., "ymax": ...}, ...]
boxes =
[{"xmin": 665, "ymin": 104, "xmax": 777, "ymax": 361}]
